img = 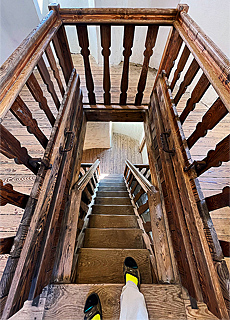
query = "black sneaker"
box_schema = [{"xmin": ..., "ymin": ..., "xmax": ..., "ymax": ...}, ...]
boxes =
[
  {"xmin": 84, "ymin": 292, "xmax": 102, "ymax": 320},
  {"xmin": 123, "ymin": 256, "xmax": 140, "ymax": 289}
]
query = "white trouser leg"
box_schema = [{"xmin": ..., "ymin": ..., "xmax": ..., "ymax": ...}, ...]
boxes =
[{"xmin": 119, "ymin": 281, "xmax": 149, "ymax": 320}]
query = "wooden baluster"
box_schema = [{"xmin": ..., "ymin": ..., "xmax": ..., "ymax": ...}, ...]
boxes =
[
  {"xmin": 0, "ymin": 124, "xmax": 39, "ymax": 174},
  {"xmin": 134, "ymin": 188, "xmax": 145, "ymax": 203},
  {"xmin": 157, "ymin": 28, "xmax": 183, "ymax": 78},
  {"xmin": 187, "ymin": 98, "xmax": 228, "ymax": 149},
  {"xmin": 10, "ymin": 96, "xmax": 48, "ymax": 149},
  {"xmin": 131, "ymin": 181, "xmax": 138, "ymax": 195},
  {"xmin": 26, "ymin": 73, "xmax": 55, "ymax": 126},
  {"xmin": 52, "ymin": 25, "xmax": 74, "ymax": 84},
  {"xmin": 135, "ymin": 25, "xmax": 159, "ymax": 106},
  {"xmin": 120, "ymin": 25, "xmax": 135, "ymax": 105},
  {"xmin": 196, "ymin": 134, "xmax": 230, "ymax": 176},
  {"xmin": 37, "ymin": 56, "xmax": 60, "ymax": 110},
  {"xmin": 0, "ymin": 236, "xmax": 15, "ymax": 254},
  {"xmin": 170, "ymin": 45, "xmax": 190, "ymax": 91},
  {"xmin": 0, "ymin": 180, "xmax": 29, "ymax": 208},
  {"xmin": 180, "ymin": 73, "xmax": 210, "ymax": 124},
  {"xmin": 45, "ymin": 44, "xmax": 65, "ymax": 97},
  {"xmin": 100, "ymin": 25, "xmax": 111, "ymax": 105},
  {"xmin": 174, "ymin": 59, "xmax": 200, "ymax": 105},
  {"xmin": 205, "ymin": 187, "xmax": 230, "ymax": 211},
  {"xmin": 137, "ymin": 201, "xmax": 149, "ymax": 215},
  {"xmin": 76, "ymin": 25, "xmax": 96, "ymax": 105}
]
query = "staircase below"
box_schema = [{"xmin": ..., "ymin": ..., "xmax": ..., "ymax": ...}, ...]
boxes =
[{"xmin": 9, "ymin": 174, "xmax": 219, "ymax": 320}]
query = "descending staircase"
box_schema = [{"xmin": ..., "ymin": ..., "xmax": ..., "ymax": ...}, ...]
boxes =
[
  {"xmin": 74, "ymin": 173, "xmax": 153, "ymax": 285},
  {"xmin": 9, "ymin": 174, "xmax": 219, "ymax": 320}
]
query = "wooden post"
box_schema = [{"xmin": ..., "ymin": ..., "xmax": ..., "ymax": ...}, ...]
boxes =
[{"xmin": 100, "ymin": 25, "xmax": 111, "ymax": 105}]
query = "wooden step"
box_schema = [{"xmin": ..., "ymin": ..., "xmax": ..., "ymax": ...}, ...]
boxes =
[
  {"xmin": 98, "ymin": 182, "xmax": 126, "ymax": 187},
  {"xmin": 99, "ymin": 177, "xmax": 124, "ymax": 182},
  {"xmin": 88, "ymin": 214, "xmax": 138, "ymax": 228},
  {"xmin": 98, "ymin": 186, "xmax": 127, "ymax": 191},
  {"xmin": 43, "ymin": 284, "xmax": 188, "ymax": 320},
  {"xmin": 75, "ymin": 248, "xmax": 153, "ymax": 284},
  {"xmin": 95, "ymin": 197, "xmax": 131, "ymax": 205},
  {"xmin": 96, "ymin": 191, "xmax": 129, "ymax": 198},
  {"xmin": 84, "ymin": 228, "xmax": 144, "ymax": 249},
  {"xmin": 92, "ymin": 205, "xmax": 134, "ymax": 215}
]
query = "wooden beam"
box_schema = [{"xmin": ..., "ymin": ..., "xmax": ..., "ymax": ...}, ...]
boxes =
[
  {"xmin": 139, "ymin": 137, "xmax": 146, "ymax": 153},
  {"xmin": 84, "ymin": 108, "xmax": 146, "ymax": 122},
  {"xmin": 60, "ymin": 8, "xmax": 178, "ymax": 25}
]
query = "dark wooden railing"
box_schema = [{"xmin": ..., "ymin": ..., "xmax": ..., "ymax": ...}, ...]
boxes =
[
  {"xmin": 52, "ymin": 160, "xmax": 100, "ymax": 283},
  {"xmin": 124, "ymin": 160, "xmax": 177, "ymax": 284}
]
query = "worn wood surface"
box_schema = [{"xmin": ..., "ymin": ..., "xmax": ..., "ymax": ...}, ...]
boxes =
[
  {"xmin": 43, "ymin": 283, "xmax": 187, "ymax": 320},
  {"xmin": 120, "ymin": 25, "xmax": 135, "ymax": 105},
  {"xmin": 0, "ymin": 237, "xmax": 14, "ymax": 255},
  {"xmin": 0, "ymin": 180, "xmax": 29, "ymax": 209},
  {"xmin": 100, "ymin": 25, "xmax": 111, "ymax": 105}
]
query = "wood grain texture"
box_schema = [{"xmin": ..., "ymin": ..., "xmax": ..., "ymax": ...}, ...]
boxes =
[
  {"xmin": 0, "ymin": 180, "xmax": 29, "ymax": 208},
  {"xmin": 75, "ymin": 248, "xmax": 152, "ymax": 284},
  {"xmin": 88, "ymin": 214, "xmax": 138, "ymax": 229},
  {"xmin": 76, "ymin": 25, "xmax": 96, "ymax": 105},
  {"xmin": 92, "ymin": 204, "xmax": 134, "ymax": 215},
  {"xmin": 120, "ymin": 25, "xmax": 135, "ymax": 105},
  {"xmin": 84, "ymin": 228, "xmax": 144, "ymax": 249},
  {"xmin": 100, "ymin": 25, "xmax": 111, "ymax": 105},
  {"xmin": 170, "ymin": 45, "xmax": 190, "ymax": 91},
  {"xmin": 43, "ymin": 283, "xmax": 187, "ymax": 320}
]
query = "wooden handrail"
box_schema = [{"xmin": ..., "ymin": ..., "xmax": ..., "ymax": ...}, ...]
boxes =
[
  {"xmin": 59, "ymin": 8, "xmax": 178, "ymax": 25},
  {"xmin": 125, "ymin": 160, "xmax": 156, "ymax": 194},
  {"xmin": 75, "ymin": 159, "xmax": 100, "ymax": 191}
]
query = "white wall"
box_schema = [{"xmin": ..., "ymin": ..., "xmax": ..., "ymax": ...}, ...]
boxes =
[
  {"xmin": 84, "ymin": 122, "xmax": 111, "ymax": 149},
  {"xmin": 0, "ymin": 0, "xmax": 40, "ymax": 65}
]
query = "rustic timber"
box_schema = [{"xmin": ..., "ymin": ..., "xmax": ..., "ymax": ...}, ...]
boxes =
[
  {"xmin": 100, "ymin": 24, "xmax": 111, "ymax": 105},
  {"xmin": 0, "ymin": 237, "xmax": 14, "ymax": 255},
  {"xmin": 174, "ymin": 14, "xmax": 230, "ymax": 111},
  {"xmin": 120, "ymin": 25, "xmax": 135, "ymax": 105},
  {"xmin": 52, "ymin": 24, "xmax": 73, "ymax": 84},
  {"xmin": 45, "ymin": 44, "xmax": 65, "ymax": 97},
  {"xmin": 180, "ymin": 73, "xmax": 210, "ymax": 124},
  {"xmin": 135, "ymin": 25, "xmax": 159, "ymax": 106},
  {"xmin": 84, "ymin": 107, "xmax": 146, "ymax": 121},
  {"xmin": 37, "ymin": 56, "xmax": 60, "ymax": 110},
  {"xmin": 60, "ymin": 8, "xmax": 178, "ymax": 25},
  {"xmin": 76, "ymin": 25, "xmax": 96, "ymax": 105},
  {"xmin": 187, "ymin": 98, "xmax": 228, "ymax": 149},
  {"xmin": 155, "ymin": 74, "xmax": 229, "ymax": 318},
  {"xmin": 0, "ymin": 124, "xmax": 39, "ymax": 175},
  {"xmin": 170, "ymin": 45, "xmax": 190, "ymax": 90},
  {"xmin": 219, "ymin": 241, "xmax": 230, "ymax": 258},
  {"xmin": 0, "ymin": 18, "xmax": 61, "ymax": 121},
  {"xmin": 26, "ymin": 72, "xmax": 55, "ymax": 126},
  {"xmin": 0, "ymin": 180, "xmax": 29, "ymax": 208},
  {"xmin": 195, "ymin": 135, "xmax": 230, "ymax": 176},
  {"xmin": 0, "ymin": 10, "xmax": 58, "ymax": 105},
  {"xmin": 174, "ymin": 58, "xmax": 200, "ymax": 105},
  {"xmin": 10, "ymin": 96, "xmax": 48, "ymax": 149},
  {"xmin": 1, "ymin": 70, "xmax": 81, "ymax": 319},
  {"xmin": 205, "ymin": 187, "xmax": 230, "ymax": 212}
]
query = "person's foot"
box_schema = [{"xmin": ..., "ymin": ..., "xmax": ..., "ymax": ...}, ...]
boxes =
[
  {"xmin": 123, "ymin": 256, "xmax": 140, "ymax": 289},
  {"xmin": 84, "ymin": 292, "xmax": 102, "ymax": 320}
]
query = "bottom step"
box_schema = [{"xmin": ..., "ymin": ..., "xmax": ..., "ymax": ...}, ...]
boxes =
[{"xmin": 43, "ymin": 284, "xmax": 188, "ymax": 319}]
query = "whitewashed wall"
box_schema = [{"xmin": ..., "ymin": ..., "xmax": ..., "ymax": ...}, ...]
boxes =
[{"xmin": 0, "ymin": 0, "xmax": 40, "ymax": 65}]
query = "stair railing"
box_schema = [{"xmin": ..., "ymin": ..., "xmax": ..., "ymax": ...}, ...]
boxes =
[
  {"xmin": 52, "ymin": 159, "xmax": 100, "ymax": 284},
  {"xmin": 124, "ymin": 159, "xmax": 176, "ymax": 284}
]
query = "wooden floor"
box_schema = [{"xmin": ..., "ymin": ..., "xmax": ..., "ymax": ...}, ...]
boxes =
[{"xmin": 0, "ymin": 54, "xmax": 229, "ymax": 277}]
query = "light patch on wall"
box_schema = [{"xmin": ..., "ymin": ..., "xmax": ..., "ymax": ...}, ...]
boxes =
[{"xmin": 84, "ymin": 122, "xmax": 111, "ymax": 150}]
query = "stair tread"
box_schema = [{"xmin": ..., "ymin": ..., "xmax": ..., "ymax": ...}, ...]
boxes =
[
  {"xmin": 75, "ymin": 248, "xmax": 153, "ymax": 284},
  {"xmin": 95, "ymin": 197, "xmax": 131, "ymax": 205},
  {"xmin": 88, "ymin": 214, "xmax": 138, "ymax": 228},
  {"xmin": 43, "ymin": 284, "xmax": 187, "ymax": 320},
  {"xmin": 96, "ymin": 191, "xmax": 129, "ymax": 197},
  {"xmin": 92, "ymin": 205, "xmax": 134, "ymax": 215},
  {"xmin": 84, "ymin": 228, "xmax": 144, "ymax": 249}
]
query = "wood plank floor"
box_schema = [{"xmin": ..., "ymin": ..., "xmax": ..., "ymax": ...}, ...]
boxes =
[{"xmin": 0, "ymin": 54, "xmax": 229, "ymax": 277}]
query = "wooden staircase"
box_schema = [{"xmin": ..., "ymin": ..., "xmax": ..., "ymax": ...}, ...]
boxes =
[
  {"xmin": 9, "ymin": 174, "xmax": 219, "ymax": 319},
  {"xmin": 74, "ymin": 174, "xmax": 154, "ymax": 285}
]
